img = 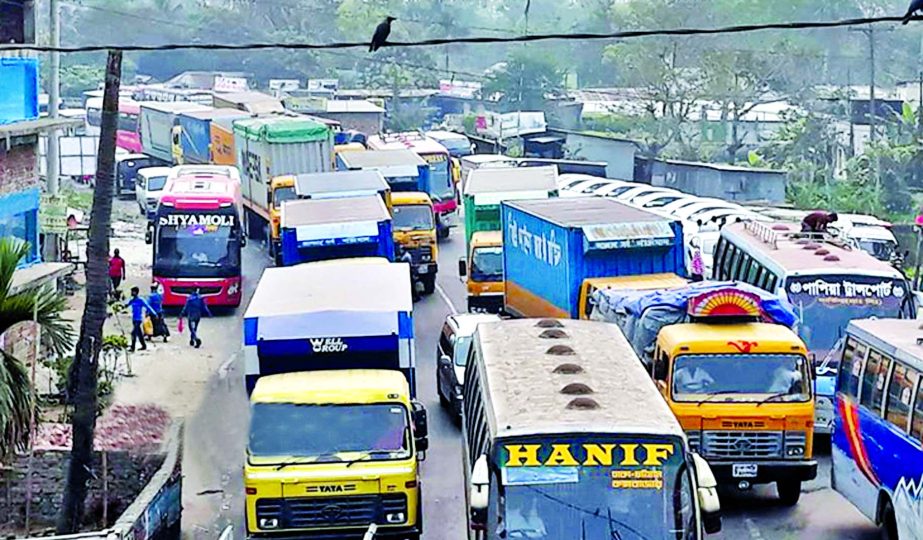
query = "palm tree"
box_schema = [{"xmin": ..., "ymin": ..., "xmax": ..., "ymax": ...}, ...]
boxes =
[{"xmin": 0, "ymin": 239, "xmax": 75, "ymax": 459}]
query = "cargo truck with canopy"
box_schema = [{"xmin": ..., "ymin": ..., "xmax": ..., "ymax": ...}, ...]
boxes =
[
  {"xmin": 289, "ymin": 169, "xmax": 391, "ymax": 210},
  {"xmin": 278, "ymin": 195, "xmax": 394, "ymax": 266},
  {"xmin": 243, "ymin": 259, "xmax": 416, "ymax": 395},
  {"xmin": 501, "ymin": 198, "xmax": 686, "ymax": 319},
  {"xmin": 233, "ymin": 115, "xmax": 333, "ymax": 262}
]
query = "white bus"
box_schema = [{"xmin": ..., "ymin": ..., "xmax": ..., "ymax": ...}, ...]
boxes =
[{"xmin": 713, "ymin": 221, "xmax": 915, "ymax": 433}]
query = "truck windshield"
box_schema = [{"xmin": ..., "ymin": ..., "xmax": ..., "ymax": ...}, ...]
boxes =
[
  {"xmin": 154, "ymin": 213, "xmax": 240, "ymax": 277},
  {"xmin": 671, "ymin": 353, "xmax": 811, "ymax": 403},
  {"xmin": 499, "ymin": 437, "xmax": 696, "ymax": 540},
  {"xmin": 147, "ymin": 175, "xmax": 167, "ymax": 192},
  {"xmin": 273, "ymin": 186, "xmax": 297, "ymax": 207},
  {"xmin": 393, "ymin": 204, "xmax": 434, "ymax": 231},
  {"xmin": 471, "ymin": 246, "xmax": 503, "ymax": 282},
  {"xmin": 249, "ymin": 403, "xmax": 411, "ymax": 462}
]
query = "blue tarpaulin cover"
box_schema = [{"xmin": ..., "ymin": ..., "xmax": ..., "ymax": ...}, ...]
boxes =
[
  {"xmin": 0, "ymin": 58, "xmax": 39, "ymax": 125},
  {"xmin": 593, "ymin": 280, "xmax": 797, "ymax": 328}
]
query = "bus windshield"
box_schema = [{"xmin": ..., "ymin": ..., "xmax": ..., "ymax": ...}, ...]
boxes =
[
  {"xmin": 471, "ymin": 246, "xmax": 503, "ymax": 282},
  {"xmin": 393, "ymin": 204, "xmax": 434, "ymax": 231},
  {"xmin": 424, "ymin": 154, "xmax": 454, "ymax": 202},
  {"xmin": 249, "ymin": 403, "xmax": 411, "ymax": 462},
  {"xmin": 785, "ymin": 275, "xmax": 907, "ymax": 361},
  {"xmin": 672, "ymin": 353, "xmax": 811, "ymax": 403},
  {"xmin": 498, "ymin": 437, "xmax": 696, "ymax": 540},
  {"xmin": 154, "ymin": 212, "xmax": 241, "ymax": 278}
]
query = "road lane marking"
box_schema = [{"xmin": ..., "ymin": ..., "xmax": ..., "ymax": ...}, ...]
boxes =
[
  {"xmin": 744, "ymin": 518, "xmax": 765, "ymax": 540},
  {"xmin": 436, "ymin": 282, "xmax": 460, "ymax": 315}
]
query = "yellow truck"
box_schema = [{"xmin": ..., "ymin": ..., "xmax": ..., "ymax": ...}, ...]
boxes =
[
  {"xmin": 246, "ymin": 370, "xmax": 428, "ymax": 539},
  {"xmin": 458, "ymin": 230, "xmax": 503, "ymax": 312},
  {"xmin": 392, "ymin": 192, "xmax": 438, "ymax": 295},
  {"xmin": 590, "ymin": 284, "xmax": 817, "ymax": 505}
]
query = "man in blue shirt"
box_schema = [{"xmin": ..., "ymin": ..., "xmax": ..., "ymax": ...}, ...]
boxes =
[
  {"xmin": 180, "ymin": 288, "xmax": 212, "ymax": 348},
  {"xmin": 126, "ymin": 286, "xmax": 155, "ymax": 352},
  {"xmin": 147, "ymin": 284, "xmax": 170, "ymax": 342}
]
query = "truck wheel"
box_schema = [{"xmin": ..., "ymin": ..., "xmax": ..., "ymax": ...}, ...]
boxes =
[
  {"xmin": 777, "ymin": 479, "xmax": 802, "ymax": 506},
  {"xmin": 880, "ymin": 500, "xmax": 898, "ymax": 540},
  {"xmin": 421, "ymin": 275, "xmax": 436, "ymax": 295},
  {"xmin": 438, "ymin": 226, "xmax": 450, "ymax": 240}
]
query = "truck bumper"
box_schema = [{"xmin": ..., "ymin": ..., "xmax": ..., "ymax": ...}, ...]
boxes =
[
  {"xmin": 248, "ymin": 525, "xmax": 420, "ymax": 540},
  {"xmin": 467, "ymin": 293, "xmax": 503, "ymax": 313},
  {"xmin": 707, "ymin": 460, "xmax": 818, "ymax": 486},
  {"xmin": 413, "ymin": 263, "xmax": 438, "ymax": 277}
]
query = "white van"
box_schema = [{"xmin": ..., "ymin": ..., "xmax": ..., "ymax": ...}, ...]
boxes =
[{"xmin": 135, "ymin": 166, "xmax": 172, "ymax": 219}]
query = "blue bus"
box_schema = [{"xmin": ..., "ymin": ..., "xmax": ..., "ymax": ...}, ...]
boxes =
[{"xmin": 832, "ymin": 318, "xmax": 923, "ymax": 540}]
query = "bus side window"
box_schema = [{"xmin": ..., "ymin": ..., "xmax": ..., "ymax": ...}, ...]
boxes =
[
  {"xmin": 729, "ymin": 249, "xmax": 744, "ymax": 281},
  {"xmin": 885, "ymin": 363, "xmax": 919, "ymax": 433},
  {"xmin": 766, "ymin": 274, "xmax": 778, "ymax": 293},
  {"xmin": 720, "ymin": 243, "xmax": 736, "ymax": 280},
  {"xmin": 912, "ymin": 378, "xmax": 923, "ymax": 442},
  {"xmin": 747, "ymin": 262, "xmax": 761, "ymax": 285},
  {"xmin": 860, "ymin": 349, "xmax": 891, "ymax": 416},
  {"xmin": 837, "ymin": 338, "xmax": 866, "ymax": 399},
  {"xmin": 713, "ymin": 239, "xmax": 727, "ymax": 279}
]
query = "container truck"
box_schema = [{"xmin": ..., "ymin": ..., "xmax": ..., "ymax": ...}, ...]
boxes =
[
  {"xmin": 290, "ymin": 169, "xmax": 391, "ymax": 210},
  {"xmin": 279, "ymin": 195, "xmax": 394, "ymax": 266},
  {"xmin": 458, "ymin": 166, "xmax": 558, "ymax": 313},
  {"xmin": 139, "ymin": 101, "xmax": 211, "ymax": 164},
  {"xmin": 209, "ymin": 115, "xmax": 239, "ymax": 166},
  {"xmin": 175, "ymin": 108, "xmax": 250, "ymax": 165},
  {"xmin": 501, "ymin": 197, "xmax": 686, "ymax": 319},
  {"xmin": 233, "ymin": 115, "xmax": 333, "ymax": 260},
  {"xmin": 242, "ymin": 259, "xmax": 416, "ymax": 395}
]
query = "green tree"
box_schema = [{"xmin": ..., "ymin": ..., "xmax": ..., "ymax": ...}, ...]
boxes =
[
  {"xmin": 0, "ymin": 240, "xmax": 75, "ymax": 460},
  {"xmin": 483, "ymin": 48, "xmax": 565, "ymax": 111}
]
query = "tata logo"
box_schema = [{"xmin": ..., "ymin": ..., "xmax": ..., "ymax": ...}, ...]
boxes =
[
  {"xmin": 722, "ymin": 420, "xmax": 765, "ymax": 429},
  {"xmin": 309, "ymin": 338, "xmax": 348, "ymax": 353},
  {"xmin": 159, "ymin": 214, "xmax": 234, "ymax": 228},
  {"xmin": 306, "ymin": 484, "xmax": 357, "ymax": 493}
]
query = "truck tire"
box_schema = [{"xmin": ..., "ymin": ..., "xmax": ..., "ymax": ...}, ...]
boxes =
[
  {"xmin": 438, "ymin": 226, "xmax": 450, "ymax": 240},
  {"xmin": 880, "ymin": 499, "xmax": 898, "ymax": 540},
  {"xmin": 421, "ymin": 275, "xmax": 436, "ymax": 295},
  {"xmin": 777, "ymin": 479, "xmax": 802, "ymax": 506}
]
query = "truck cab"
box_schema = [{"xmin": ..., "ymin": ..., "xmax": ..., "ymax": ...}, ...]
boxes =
[
  {"xmin": 458, "ymin": 231, "xmax": 503, "ymax": 313},
  {"xmin": 392, "ymin": 192, "xmax": 438, "ymax": 295},
  {"xmin": 246, "ymin": 370, "xmax": 427, "ymax": 540},
  {"xmin": 267, "ymin": 175, "xmax": 297, "ymax": 265}
]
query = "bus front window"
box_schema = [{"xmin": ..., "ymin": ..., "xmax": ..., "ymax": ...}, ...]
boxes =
[
  {"xmin": 499, "ymin": 438, "xmax": 696, "ymax": 540},
  {"xmin": 155, "ymin": 215, "xmax": 240, "ymax": 277},
  {"xmin": 426, "ymin": 156, "xmax": 454, "ymax": 202}
]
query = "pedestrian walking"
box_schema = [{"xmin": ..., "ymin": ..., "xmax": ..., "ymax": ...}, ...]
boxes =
[
  {"xmin": 147, "ymin": 284, "xmax": 170, "ymax": 342},
  {"xmin": 179, "ymin": 288, "xmax": 212, "ymax": 348},
  {"xmin": 125, "ymin": 286, "xmax": 155, "ymax": 352},
  {"xmin": 108, "ymin": 248, "xmax": 126, "ymax": 297}
]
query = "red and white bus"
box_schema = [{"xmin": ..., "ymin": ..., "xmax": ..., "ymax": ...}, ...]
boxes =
[
  {"xmin": 152, "ymin": 166, "xmax": 244, "ymax": 307},
  {"xmin": 368, "ymin": 133, "xmax": 457, "ymax": 238},
  {"xmin": 117, "ymin": 100, "xmax": 143, "ymax": 153}
]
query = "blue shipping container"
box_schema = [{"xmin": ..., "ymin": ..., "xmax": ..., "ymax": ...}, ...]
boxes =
[
  {"xmin": 0, "ymin": 58, "xmax": 39, "ymax": 124},
  {"xmin": 177, "ymin": 109, "xmax": 249, "ymax": 164},
  {"xmin": 502, "ymin": 198, "xmax": 686, "ymax": 319}
]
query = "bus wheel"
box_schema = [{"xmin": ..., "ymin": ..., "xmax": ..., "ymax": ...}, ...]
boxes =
[
  {"xmin": 880, "ymin": 500, "xmax": 898, "ymax": 540},
  {"xmin": 777, "ymin": 480, "xmax": 802, "ymax": 506}
]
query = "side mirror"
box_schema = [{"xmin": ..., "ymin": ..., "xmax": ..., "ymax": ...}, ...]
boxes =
[
  {"xmin": 469, "ymin": 454, "xmax": 490, "ymax": 531},
  {"xmin": 240, "ymin": 235, "xmax": 247, "ymax": 247},
  {"xmin": 653, "ymin": 359, "xmax": 668, "ymax": 381},
  {"xmin": 412, "ymin": 401, "xmax": 429, "ymax": 454},
  {"xmin": 144, "ymin": 227, "xmax": 153, "ymax": 245},
  {"xmin": 692, "ymin": 453, "xmax": 721, "ymax": 534},
  {"xmin": 458, "ymin": 257, "xmax": 467, "ymax": 278}
]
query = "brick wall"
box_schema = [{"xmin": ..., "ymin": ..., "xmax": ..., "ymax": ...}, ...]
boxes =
[
  {"xmin": 0, "ymin": 449, "xmax": 166, "ymax": 532},
  {"xmin": 0, "ymin": 144, "xmax": 39, "ymax": 197}
]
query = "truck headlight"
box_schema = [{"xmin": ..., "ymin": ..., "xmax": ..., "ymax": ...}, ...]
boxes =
[
  {"xmin": 385, "ymin": 512, "xmax": 406, "ymax": 524},
  {"xmin": 784, "ymin": 431, "xmax": 807, "ymax": 458},
  {"xmin": 686, "ymin": 430, "xmax": 701, "ymax": 453},
  {"xmin": 258, "ymin": 518, "xmax": 279, "ymax": 529}
]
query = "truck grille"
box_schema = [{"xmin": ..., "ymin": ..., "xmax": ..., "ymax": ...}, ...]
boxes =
[
  {"xmin": 256, "ymin": 494, "xmax": 407, "ymax": 529},
  {"xmin": 409, "ymin": 246, "xmax": 433, "ymax": 264},
  {"xmin": 701, "ymin": 431, "xmax": 783, "ymax": 459}
]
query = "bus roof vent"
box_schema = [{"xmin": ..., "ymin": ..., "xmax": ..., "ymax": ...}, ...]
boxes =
[
  {"xmin": 539, "ymin": 329, "xmax": 568, "ymax": 339},
  {"xmin": 815, "ymin": 248, "xmax": 830, "ymax": 256},
  {"xmin": 772, "ymin": 224, "xmax": 790, "ymax": 231},
  {"xmin": 795, "ymin": 239, "xmax": 809, "ymax": 245},
  {"xmin": 552, "ymin": 363, "xmax": 584, "ymax": 374},
  {"xmin": 546, "ymin": 345, "xmax": 576, "ymax": 356},
  {"xmin": 561, "ymin": 382, "xmax": 593, "ymax": 395},
  {"xmin": 803, "ymin": 243, "xmax": 821, "ymax": 250},
  {"xmin": 824, "ymin": 255, "xmax": 841, "ymax": 262},
  {"xmin": 566, "ymin": 397, "xmax": 600, "ymax": 410},
  {"xmin": 536, "ymin": 319, "xmax": 564, "ymax": 328}
]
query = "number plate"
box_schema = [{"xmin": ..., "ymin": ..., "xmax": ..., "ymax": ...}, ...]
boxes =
[
  {"xmin": 417, "ymin": 265, "xmax": 428, "ymax": 274},
  {"xmin": 732, "ymin": 464, "xmax": 758, "ymax": 478}
]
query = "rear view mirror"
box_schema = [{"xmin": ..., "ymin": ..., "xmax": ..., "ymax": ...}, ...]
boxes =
[
  {"xmin": 469, "ymin": 454, "xmax": 490, "ymax": 531},
  {"xmin": 412, "ymin": 401, "xmax": 429, "ymax": 455},
  {"xmin": 692, "ymin": 453, "xmax": 721, "ymax": 534},
  {"xmin": 458, "ymin": 258, "xmax": 467, "ymax": 278}
]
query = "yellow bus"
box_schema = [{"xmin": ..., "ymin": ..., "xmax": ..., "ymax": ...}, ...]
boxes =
[
  {"xmin": 245, "ymin": 370, "xmax": 428, "ymax": 539},
  {"xmin": 462, "ymin": 318, "xmax": 722, "ymax": 539}
]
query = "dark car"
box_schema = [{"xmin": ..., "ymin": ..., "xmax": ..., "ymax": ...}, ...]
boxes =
[{"xmin": 436, "ymin": 313, "xmax": 500, "ymax": 418}]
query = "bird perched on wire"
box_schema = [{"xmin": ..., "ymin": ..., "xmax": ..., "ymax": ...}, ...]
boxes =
[
  {"xmin": 903, "ymin": 0, "xmax": 923, "ymax": 24},
  {"xmin": 369, "ymin": 16, "xmax": 397, "ymax": 52}
]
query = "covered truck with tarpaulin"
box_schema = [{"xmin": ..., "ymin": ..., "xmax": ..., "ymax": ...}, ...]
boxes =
[
  {"xmin": 278, "ymin": 195, "xmax": 394, "ymax": 266},
  {"xmin": 501, "ymin": 197, "xmax": 686, "ymax": 319},
  {"xmin": 243, "ymin": 259, "xmax": 416, "ymax": 395}
]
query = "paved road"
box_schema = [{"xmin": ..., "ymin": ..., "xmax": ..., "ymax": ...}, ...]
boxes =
[{"xmin": 178, "ymin": 227, "xmax": 882, "ymax": 540}]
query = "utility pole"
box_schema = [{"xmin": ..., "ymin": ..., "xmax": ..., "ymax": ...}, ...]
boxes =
[
  {"xmin": 46, "ymin": 0, "xmax": 61, "ymax": 260},
  {"xmin": 850, "ymin": 24, "xmax": 892, "ymax": 193}
]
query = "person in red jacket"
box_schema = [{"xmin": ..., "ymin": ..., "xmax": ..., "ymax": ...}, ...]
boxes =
[{"xmin": 108, "ymin": 248, "xmax": 126, "ymax": 294}]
